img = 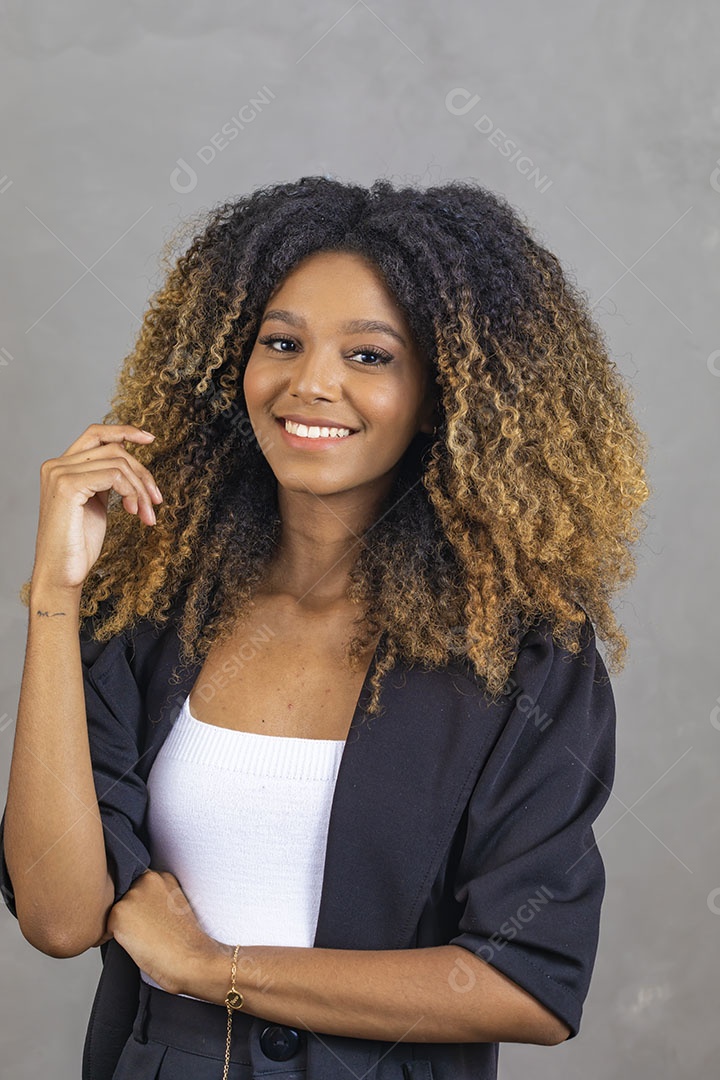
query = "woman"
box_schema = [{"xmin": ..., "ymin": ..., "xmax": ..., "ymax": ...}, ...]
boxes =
[{"xmin": 0, "ymin": 175, "xmax": 650, "ymax": 1080}]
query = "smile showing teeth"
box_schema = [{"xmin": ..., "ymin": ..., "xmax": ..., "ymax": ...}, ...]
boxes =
[{"xmin": 283, "ymin": 419, "xmax": 353, "ymax": 439}]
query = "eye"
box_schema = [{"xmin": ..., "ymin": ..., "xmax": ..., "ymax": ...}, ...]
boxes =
[
  {"xmin": 352, "ymin": 346, "xmax": 394, "ymax": 367},
  {"xmin": 258, "ymin": 334, "xmax": 296, "ymax": 354},
  {"xmin": 256, "ymin": 334, "xmax": 393, "ymax": 367}
]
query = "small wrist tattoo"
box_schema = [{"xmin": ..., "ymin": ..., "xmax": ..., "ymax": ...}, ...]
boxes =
[{"xmin": 35, "ymin": 609, "xmax": 67, "ymax": 618}]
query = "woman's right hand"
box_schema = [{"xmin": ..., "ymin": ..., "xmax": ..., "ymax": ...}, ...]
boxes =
[{"xmin": 30, "ymin": 424, "xmax": 164, "ymax": 594}]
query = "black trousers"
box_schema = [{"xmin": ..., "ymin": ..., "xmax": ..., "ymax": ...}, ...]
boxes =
[{"xmin": 110, "ymin": 980, "xmax": 308, "ymax": 1079}]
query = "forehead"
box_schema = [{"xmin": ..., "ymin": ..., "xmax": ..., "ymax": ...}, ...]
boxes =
[{"xmin": 266, "ymin": 251, "xmax": 403, "ymax": 316}]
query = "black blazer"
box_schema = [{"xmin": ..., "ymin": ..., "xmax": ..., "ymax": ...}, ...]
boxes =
[{"xmin": 0, "ymin": 604, "xmax": 616, "ymax": 1080}]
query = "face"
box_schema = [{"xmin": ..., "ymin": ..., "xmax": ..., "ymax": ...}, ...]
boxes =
[{"xmin": 243, "ymin": 250, "xmax": 439, "ymax": 503}]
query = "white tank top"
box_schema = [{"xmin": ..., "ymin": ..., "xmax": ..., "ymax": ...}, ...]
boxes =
[{"xmin": 139, "ymin": 693, "xmax": 346, "ymax": 1001}]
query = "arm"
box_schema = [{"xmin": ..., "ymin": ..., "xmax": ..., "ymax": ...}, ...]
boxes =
[
  {"xmin": 447, "ymin": 615, "xmax": 617, "ymax": 1042},
  {"xmin": 2, "ymin": 583, "xmax": 114, "ymax": 957},
  {"xmin": 105, "ymin": 867, "xmax": 568, "ymax": 1046},
  {"xmin": 179, "ymin": 940, "xmax": 570, "ymax": 1045}
]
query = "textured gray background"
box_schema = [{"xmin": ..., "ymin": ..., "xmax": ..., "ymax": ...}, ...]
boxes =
[{"xmin": 1, "ymin": 1, "xmax": 718, "ymax": 1077}]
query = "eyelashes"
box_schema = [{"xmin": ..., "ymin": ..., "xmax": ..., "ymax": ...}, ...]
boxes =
[{"xmin": 256, "ymin": 333, "xmax": 394, "ymax": 367}]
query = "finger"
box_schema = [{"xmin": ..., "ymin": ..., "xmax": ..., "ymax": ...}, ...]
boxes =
[
  {"xmin": 50, "ymin": 442, "xmax": 163, "ymax": 506},
  {"xmin": 55, "ymin": 460, "xmax": 157, "ymax": 525},
  {"xmin": 59, "ymin": 423, "xmax": 155, "ymax": 459}
]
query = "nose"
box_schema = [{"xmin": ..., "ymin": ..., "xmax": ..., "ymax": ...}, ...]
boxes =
[{"xmin": 285, "ymin": 345, "xmax": 341, "ymax": 401}]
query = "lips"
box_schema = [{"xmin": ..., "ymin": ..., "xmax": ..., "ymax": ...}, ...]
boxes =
[
  {"xmin": 275, "ymin": 416, "xmax": 358, "ymax": 446},
  {"xmin": 276, "ymin": 415, "xmax": 358, "ymax": 432}
]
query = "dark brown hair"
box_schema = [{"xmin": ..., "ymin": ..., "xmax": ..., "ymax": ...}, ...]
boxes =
[{"xmin": 20, "ymin": 176, "xmax": 651, "ymax": 716}]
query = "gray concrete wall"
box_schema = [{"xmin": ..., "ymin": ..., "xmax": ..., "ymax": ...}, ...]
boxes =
[{"xmin": 1, "ymin": 1, "xmax": 717, "ymax": 1076}]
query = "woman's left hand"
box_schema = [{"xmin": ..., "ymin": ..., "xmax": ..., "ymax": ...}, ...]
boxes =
[{"xmin": 106, "ymin": 869, "xmax": 217, "ymax": 995}]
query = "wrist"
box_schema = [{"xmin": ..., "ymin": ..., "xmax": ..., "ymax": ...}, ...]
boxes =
[
  {"xmin": 177, "ymin": 937, "xmax": 238, "ymax": 1005},
  {"xmin": 29, "ymin": 579, "xmax": 83, "ymax": 609}
]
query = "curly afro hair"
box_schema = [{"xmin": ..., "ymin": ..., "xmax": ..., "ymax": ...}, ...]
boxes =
[{"xmin": 20, "ymin": 175, "xmax": 651, "ymax": 716}]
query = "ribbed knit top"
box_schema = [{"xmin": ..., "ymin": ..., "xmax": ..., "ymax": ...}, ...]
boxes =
[{"xmin": 139, "ymin": 692, "xmax": 346, "ymax": 1001}]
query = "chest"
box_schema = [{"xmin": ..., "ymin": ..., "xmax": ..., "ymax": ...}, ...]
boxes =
[{"xmin": 187, "ymin": 606, "xmax": 381, "ymax": 741}]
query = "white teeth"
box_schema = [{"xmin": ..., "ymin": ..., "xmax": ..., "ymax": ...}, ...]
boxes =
[{"xmin": 283, "ymin": 419, "xmax": 352, "ymax": 439}]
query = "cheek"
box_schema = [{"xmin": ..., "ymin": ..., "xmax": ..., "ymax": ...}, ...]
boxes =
[
  {"xmin": 242, "ymin": 356, "xmax": 274, "ymax": 407},
  {"xmin": 365, "ymin": 387, "xmax": 420, "ymax": 436}
]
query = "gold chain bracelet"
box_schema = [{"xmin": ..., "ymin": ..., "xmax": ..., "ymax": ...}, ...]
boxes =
[{"xmin": 222, "ymin": 944, "xmax": 244, "ymax": 1080}]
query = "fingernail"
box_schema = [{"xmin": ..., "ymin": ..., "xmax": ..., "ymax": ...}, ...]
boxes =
[{"xmin": 141, "ymin": 429, "xmax": 155, "ymax": 438}]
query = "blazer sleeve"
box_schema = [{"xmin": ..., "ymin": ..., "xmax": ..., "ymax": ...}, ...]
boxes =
[
  {"xmin": 79, "ymin": 630, "xmax": 153, "ymax": 905},
  {"xmin": 0, "ymin": 619, "xmax": 152, "ymax": 922},
  {"xmin": 448, "ymin": 614, "xmax": 616, "ymax": 1041},
  {"xmin": 0, "ymin": 811, "xmax": 15, "ymax": 918}
]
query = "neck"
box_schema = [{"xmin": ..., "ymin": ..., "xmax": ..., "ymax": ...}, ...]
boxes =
[{"xmin": 262, "ymin": 485, "xmax": 391, "ymax": 607}]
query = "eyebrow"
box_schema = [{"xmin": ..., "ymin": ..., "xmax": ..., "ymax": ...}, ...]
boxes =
[{"xmin": 260, "ymin": 308, "xmax": 408, "ymax": 349}]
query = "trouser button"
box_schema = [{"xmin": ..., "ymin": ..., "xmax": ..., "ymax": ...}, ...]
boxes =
[{"xmin": 259, "ymin": 1024, "xmax": 303, "ymax": 1060}]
